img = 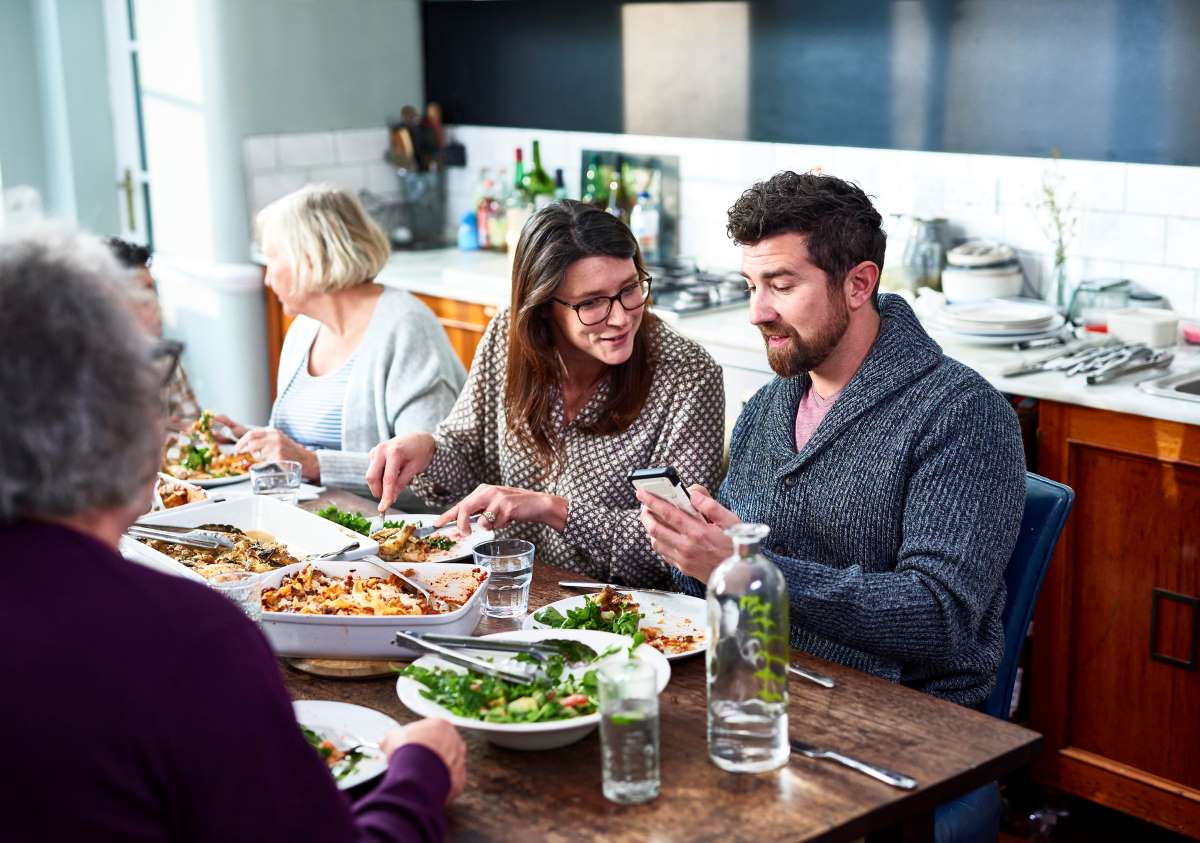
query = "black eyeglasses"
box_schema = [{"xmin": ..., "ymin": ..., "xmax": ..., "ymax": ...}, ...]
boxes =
[
  {"xmin": 150, "ymin": 338, "xmax": 183, "ymax": 387},
  {"xmin": 552, "ymin": 277, "xmax": 653, "ymax": 326}
]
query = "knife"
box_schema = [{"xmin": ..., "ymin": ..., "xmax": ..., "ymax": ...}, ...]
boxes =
[
  {"xmin": 788, "ymin": 664, "xmax": 836, "ymax": 689},
  {"xmin": 790, "ymin": 739, "xmax": 918, "ymax": 789},
  {"xmin": 557, "ymin": 580, "xmax": 684, "ymax": 598}
]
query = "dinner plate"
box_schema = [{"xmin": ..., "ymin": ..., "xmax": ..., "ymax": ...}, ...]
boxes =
[
  {"xmin": 395, "ymin": 628, "xmax": 671, "ymax": 751},
  {"xmin": 524, "ymin": 589, "xmax": 707, "ymax": 660},
  {"xmin": 929, "ymin": 325, "xmax": 1067, "ymax": 346},
  {"xmin": 185, "ymin": 472, "xmax": 252, "ymax": 489},
  {"xmin": 369, "ymin": 514, "xmax": 495, "ymax": 562},
  {"xmin": 292, "ymin": 700, "xmax": 393, "ymax": 790}
]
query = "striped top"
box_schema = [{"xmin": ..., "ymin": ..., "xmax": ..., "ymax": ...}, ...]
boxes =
[{"xmin": 273, "ymin": 350, "xmax": 354, "ymax": 452}]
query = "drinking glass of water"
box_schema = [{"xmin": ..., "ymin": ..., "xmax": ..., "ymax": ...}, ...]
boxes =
[
  {"xmin": 472, "ymin": 539, "xmax": 534, "ymax": 618},
  {"xmin": 209, "ymin": 570, "xmax": 263, "ymax": 622},
  {"xmin": 250, "ymin": 460, "xmax": 301, "ymax": 505},
  {"xmin": 599, "ymin": 657, "xmax": 660, "ymax": 804}
]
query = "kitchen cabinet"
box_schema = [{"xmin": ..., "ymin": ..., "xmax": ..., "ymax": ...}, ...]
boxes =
[
  {"xmin": 409, "ymin": 293, "xmax": 496, "ymax": 370},
  {"xmin": 1030, "ymin": 400, "xmax": 1200, "ymax": 837}
]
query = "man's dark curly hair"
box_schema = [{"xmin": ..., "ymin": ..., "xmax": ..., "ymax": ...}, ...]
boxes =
[
  {"xmin": 726, "ymin": 171, "xmax": 886, "ymax": 309},
  {"xmin": 105, "ymin": 237, "xmax": 152, "ymax": 269}
]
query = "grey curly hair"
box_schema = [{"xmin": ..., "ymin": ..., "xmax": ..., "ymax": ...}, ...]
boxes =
[{"xmin": 0, "ymin": 225, "xmax": 164, "ymax": 524}]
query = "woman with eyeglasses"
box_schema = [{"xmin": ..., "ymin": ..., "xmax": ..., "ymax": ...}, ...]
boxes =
[{"xmin": 366, "ymin": 200, "xmax": 724, "ymax": 588}]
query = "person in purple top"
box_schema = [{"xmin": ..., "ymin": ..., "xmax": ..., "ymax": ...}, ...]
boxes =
[{"xmin": 0, "ymin": 225, "xmax": 467, "ymax": 842}]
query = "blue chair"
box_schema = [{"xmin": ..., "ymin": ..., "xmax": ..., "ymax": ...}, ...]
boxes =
[
  {"xmin": 936, "ymin": 473, "xmax": 1074, "ymax": 843},
  {"xmin": 982, "ymin": 472, "xmax": 1074, "ymax": 720}
]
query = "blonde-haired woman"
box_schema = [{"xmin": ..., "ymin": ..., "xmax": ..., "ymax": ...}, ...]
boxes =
[{"xmin": 219, "ymin": 184, "xmax": 465, "ymax": 494}]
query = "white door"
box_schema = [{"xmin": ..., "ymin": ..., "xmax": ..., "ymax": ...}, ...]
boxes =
[{"xmin": 104, "ymin": 0, "xmax": 154, "ymax": 246}]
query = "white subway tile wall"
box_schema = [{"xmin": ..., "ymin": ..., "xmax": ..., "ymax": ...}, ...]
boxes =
[{"xmin": 242, "ymin": 125, "xmax": 1200, "ymax": 317}]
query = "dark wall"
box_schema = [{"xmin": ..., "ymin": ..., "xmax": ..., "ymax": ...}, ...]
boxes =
[{"xmin": 423, "ymin": 0, "xmax": 1200, "ymax": 166}]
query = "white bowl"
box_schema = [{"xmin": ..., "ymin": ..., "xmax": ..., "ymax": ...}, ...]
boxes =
[
  {"xmin": 396, "ymin": 628, "xmax": 671, "ymax": 751},
  {"xmin": 941, "ymin": 265, "xmax": 1024, "ymax": 303},
  {"xmin": 260, "ymin": 560, "xmax": 488, "ymax": 659},
  {"xmin": 120, "ymin": 496, "xmax": 379, "ymax": 582}
]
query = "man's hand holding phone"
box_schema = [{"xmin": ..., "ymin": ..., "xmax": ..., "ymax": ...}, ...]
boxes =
[{"xmin": 633, "ymin": 467, "xmax": 741, "ymax": 582}]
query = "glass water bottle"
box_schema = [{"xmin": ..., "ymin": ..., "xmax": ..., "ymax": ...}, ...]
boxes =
[{"xmin": 706, "ymin": 523, "xmax": 790, "ymax": 773}]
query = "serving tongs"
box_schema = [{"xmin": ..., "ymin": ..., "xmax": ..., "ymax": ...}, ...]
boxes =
[
  {"xmin": 125, "ymin": 524, "xmax": 234, "ymax": 549},
  {"xmin": 1085, "ymin": 348, "xmax": 1174, "ymax": 385},
  {"xmin": 394, "ymin": 631, "xmax": 537, "ymax": 684},
  {"xmin": 1001, "ymin": 338, "xmax": 1120, "ymax": 377},
  {"xmin": 410, "ymin": 632, "xmax": 600, "ymax": 666}
]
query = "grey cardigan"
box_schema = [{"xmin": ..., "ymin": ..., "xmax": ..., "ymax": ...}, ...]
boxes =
[
  {"xmin": 270, "ymin": 287, "xmax": 466, "ymax": 495},
  {"xmin": 674, "ymin": 294, "xmax": 1026, "ymax": 707}
]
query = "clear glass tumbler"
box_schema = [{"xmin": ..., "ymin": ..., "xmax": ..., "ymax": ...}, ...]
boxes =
[
  {"xmin": 209, "ymin": 570, "xmax": 263, "ymax": 622},
  {"xmin": 599, "ymin": 657, "xmax": 660, "ymax": 804},
  {"xmin": 471, "ymin": 539, "xmax": 534, "ymax": 618},
  {"xmin": 249, "ymin": 460, "xmax": 302, "ymax": 506}
]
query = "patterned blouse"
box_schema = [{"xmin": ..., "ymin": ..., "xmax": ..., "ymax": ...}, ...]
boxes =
[{"xmin": 410, "ymin": 309, "xmax": 725, "ymax": 588}]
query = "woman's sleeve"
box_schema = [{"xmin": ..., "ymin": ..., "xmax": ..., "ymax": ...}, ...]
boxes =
[
  {"xmin": 562, "ymin": 352, "xmax": 725, "ymax": 589},
  {"xmin": 165, "ymin": 605, "xmax": 450, "ymax": 843},
  {"xmin": 409, "ymin": 314, "xmax": 507, "ymax": 508}
]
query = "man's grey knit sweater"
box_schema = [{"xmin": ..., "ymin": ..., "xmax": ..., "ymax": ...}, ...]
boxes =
[{"xmin": 674, "ymin": 294, "xmax": 1026, "ymax": 707}]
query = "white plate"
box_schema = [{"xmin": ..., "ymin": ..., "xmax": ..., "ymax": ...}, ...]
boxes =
[
  {"xmin": 293, "ymin": 700, "xmax": 393, "ymax": 790},
  {"xmin": 369, "ymin": 514, "xmax": 495, "ymax": 562},
  {"xmin": 174, "ymin": 472, "xmax": 251, "ymax": 489},
  {"xmin": 259, "ymin": 560, "xmax": 488, "ymax": 659},
  {"xmin": 396, "ymin": 628, "xmax": 671, "ymax": 751},
  {"xmin": 524, "ymin": 590, "xmax": 707, "ymax": 660},
  {"xmin": 120, "ymin": 496, "xmax": 379, "ymax": 581},
  {"xmin": 939, "ymin": 298, "xmax": 1059, "ymax": 326},
  {"xmin": 930, "ymin": 326, "xmax": 1067, "ymax": 346},
  {"xmin": 934, "ymin": 312, "xmax": 1065, "ymax": 336}
]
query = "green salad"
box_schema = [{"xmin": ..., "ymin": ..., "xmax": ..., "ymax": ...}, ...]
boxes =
[
  {"xmin": 534, "ymin": 588, "xmax": 642, "ymax": 637},
  {"xmin": 400, "ymin": 654, "xmax": 600, "ymax": 724},
  {"xmin": 301, "ymin": 725, "xmax": 369, "ymax": 781},
  {"xmin": 315, "ymin": 505, "xmax": 377, "ymax": 536}
]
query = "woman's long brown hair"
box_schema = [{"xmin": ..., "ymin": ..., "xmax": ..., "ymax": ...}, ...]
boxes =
[{"xmin": 505, "ymin": 200, "xmax": 657, "ymax": 469}]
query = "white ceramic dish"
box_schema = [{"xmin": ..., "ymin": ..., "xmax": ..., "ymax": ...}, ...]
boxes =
[
  {"xmin": 260, "ymin": 560, "xmax": 489, "ymax": 659},
  {"xmin": 396, "ymin": 628, "xmax": 671, "ymax": 751},
  {"xmin": 293, "ymin": 700, "xmax": 393, "ymax": 790},
  {"xmin": 120, "ymin": 496, "xmax": 379, "ymax": 581},
  {"xmin": 525, "ymin": 590, "xmax": 708, "ymax": 660},
  {"xmin": 186, "ymin": 472, "xmax": 253, "ymax": 489},
  {"xmin": 369, "ymin": 514, "xmax": 495, "ymax": 562}
]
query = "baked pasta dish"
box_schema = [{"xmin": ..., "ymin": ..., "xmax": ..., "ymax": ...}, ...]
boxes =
[
  {"xmin": 162, "ymin": 410, "xmax": 256, "ymax": 481},
  {"xmin": 138, "ymin": 524, "xmax": 300, "ymax": 579},
  {"xmin": 261, "ymin": 564, "xmax": 487, "ymax": 616}
]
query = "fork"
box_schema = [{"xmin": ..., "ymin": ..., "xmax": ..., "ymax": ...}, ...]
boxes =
[{"xmin": 789, "ymin": 739, "xmax": 917, "ymax": 789}]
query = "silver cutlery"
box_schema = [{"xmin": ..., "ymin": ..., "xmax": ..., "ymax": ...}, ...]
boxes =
[
  {"xmin": 394, "ymin": 631, "xmax": 535, "ymax": 684},
  {"xmin": 788, "ymin": 664, "xmax": 836, "ymax": 689},
  {"xmin": 356, "ymin": 556, "xmax": 449, "ymax": 613},
  {"xmin": 409, "ymin": 515, "xmax": 486, "ymax": 539},
  {"xmin": 557, "ymin": 580, "xmax": 682, "ymax": 598},
  {"xmin": 789, "ymin": 739, "xmax": 918, "ymax": 789},
  {"xmin": 125, "ymin": 526, "xmax": 231, "ymax": 549},
  {"xmin": 413, "ymin": 632, "xmax": 600, "ymax": 665},
  {"xmin": 308, "ymin": 541, "xmax": 360, "ymax": 561}
]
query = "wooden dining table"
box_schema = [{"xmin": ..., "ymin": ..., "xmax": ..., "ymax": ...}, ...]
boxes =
[{"xmin": 285, "ymin": 490, "xmax": 1041, "ymax": 842}]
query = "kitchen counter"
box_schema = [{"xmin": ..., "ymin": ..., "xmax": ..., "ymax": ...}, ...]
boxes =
[{"xmin": 377, "ymin": 249, "xmax": 1200, "ymax": 427}]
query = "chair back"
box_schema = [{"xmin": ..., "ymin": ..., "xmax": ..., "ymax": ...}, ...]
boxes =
[{"xmin": 982, "ymin": 472, "xmax": 1074, "ymax": 719}]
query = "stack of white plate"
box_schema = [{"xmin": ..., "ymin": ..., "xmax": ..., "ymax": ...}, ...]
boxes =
[{"xmin": 929, "ymin": 299, "xmax": 1065, "ymax": 345}]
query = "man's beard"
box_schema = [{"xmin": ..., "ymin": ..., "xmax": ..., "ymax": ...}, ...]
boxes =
[{"xmin": 759, "ymin": 293, "xmax": 850, "ymax": 378}]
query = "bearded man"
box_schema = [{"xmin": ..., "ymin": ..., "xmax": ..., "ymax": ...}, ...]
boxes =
[
  {"xmin": 638, "ymin": 172, "xmax": 1026, "ymax": 839},
  {"xmin": 639, "ymin": 171, "xmax": 1026, "ymax": 708}
]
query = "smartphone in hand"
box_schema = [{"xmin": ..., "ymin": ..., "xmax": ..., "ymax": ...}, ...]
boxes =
[{"xmin": 629, "ymin": 466, "xmax": 700, "ymax": 517}]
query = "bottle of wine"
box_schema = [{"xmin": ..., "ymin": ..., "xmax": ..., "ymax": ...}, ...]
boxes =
[
  {"xmin": 554, "ymin": 168, "xmax": 568, "ymax": 202},
  {"xmin": 506, "ymin": 148, "xmax": 534, "ymax": 254},
  {"xmin": 581, "ymin": 154, "xmax": 608, "ymax": 208},
  {"xmin": 521, "ymin": 139, "xmax": 556, "ymax": 210}
]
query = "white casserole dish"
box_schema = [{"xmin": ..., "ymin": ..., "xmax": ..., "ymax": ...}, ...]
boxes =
[
  {"xmin": 120, "ymin": 496, "xmax": 378, "ymax": 582},
  {"xmin": 259, "ymin": 559, "xmax": 489, "ymax": 659}
]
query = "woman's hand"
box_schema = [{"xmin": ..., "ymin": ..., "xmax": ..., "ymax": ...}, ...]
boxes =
[
  {"xmin": 638, "ymin": 484, "xmax": 740, "ymax": 582},
  {"xmin": 365, "ymin": 433, "xmax": 437, "ymax": 513},
  {"xmin": 380, "ymin": 718, "xmax": 467, "ymax": 803},
  {"xmin": 210, "ymin": 414, "xmax": 248, "ymax": 442},
  {"xmin": 235, "ymin": 427, "xmax": 320, "ymax": 481},
  {"xmin": 434, "ymin": 484, "xmax": 568, "ymax": 535}
]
